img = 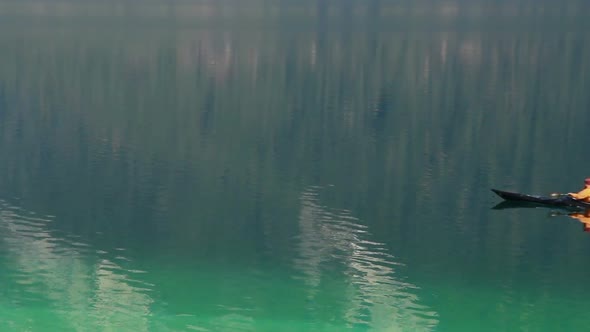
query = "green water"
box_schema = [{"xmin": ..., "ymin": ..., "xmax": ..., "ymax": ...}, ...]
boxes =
[{"xmin": 1, "ymin": 1, "xmax": 590, "ymax": 331}]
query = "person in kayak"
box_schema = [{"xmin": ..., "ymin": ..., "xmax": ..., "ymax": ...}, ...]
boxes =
[{"xmin": 568, "ymin": 178, "xmax": 590, "ymax": 202}]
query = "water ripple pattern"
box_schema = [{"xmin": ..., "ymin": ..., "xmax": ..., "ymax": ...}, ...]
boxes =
[
  {"xmin": 294, "ymin": 188, "xmax": 438, "ymax": 332},
  {"xmin": 0, "ymin": 199, "xmax": 154, "ymax": 331}
]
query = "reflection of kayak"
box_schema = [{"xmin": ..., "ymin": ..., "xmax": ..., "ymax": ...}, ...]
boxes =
[{"xmin": 491, "ymin": 189, "xmax": 590, "ymax": 210}]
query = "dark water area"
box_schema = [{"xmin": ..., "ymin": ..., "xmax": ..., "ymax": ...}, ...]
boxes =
[{"xmin": 0, "ymin": 1, "xmax": 590, "ymax": 331}]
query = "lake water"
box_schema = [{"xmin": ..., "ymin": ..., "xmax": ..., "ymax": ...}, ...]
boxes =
[{"xmin": 1, "ymin": 1, "xmax": 590, "ymax": 331}]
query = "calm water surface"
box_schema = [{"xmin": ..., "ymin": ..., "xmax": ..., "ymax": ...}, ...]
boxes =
[{"xmin": 1, "ymin": 1, "xmax": 590, "ymax": 331}]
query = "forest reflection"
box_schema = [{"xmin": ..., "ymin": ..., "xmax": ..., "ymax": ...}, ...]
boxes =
[{"xmin": 1, "ymin": 23, "xmax": 588, "ymax": 211}]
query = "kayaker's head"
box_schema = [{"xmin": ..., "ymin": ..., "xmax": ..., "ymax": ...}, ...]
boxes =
[{"xmin": 585, "ymin": 178, "xmax": 590, "ymax": 186}]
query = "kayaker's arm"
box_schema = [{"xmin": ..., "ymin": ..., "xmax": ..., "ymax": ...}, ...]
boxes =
[
  {"xmin": 568, "ymin": 191, "xmax": 590, "ymax": 200},
  {"xmin": 568, "ymin": 179, "xmax": 590, "ymax": 201}
]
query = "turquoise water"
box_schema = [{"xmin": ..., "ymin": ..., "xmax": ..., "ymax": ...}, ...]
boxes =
[{"xmin": 1, "ymin": 1, "xmax": 590, "ymax": 331}]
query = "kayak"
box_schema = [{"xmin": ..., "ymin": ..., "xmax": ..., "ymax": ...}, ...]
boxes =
[{"xmin": 491, "ymin": 189, "xmax": 590, "ymax": 210}]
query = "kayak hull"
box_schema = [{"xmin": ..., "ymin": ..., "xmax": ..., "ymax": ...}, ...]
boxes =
[{"xmin": 491, "ymin": 189, "xmax": 590, "ymax": 210}]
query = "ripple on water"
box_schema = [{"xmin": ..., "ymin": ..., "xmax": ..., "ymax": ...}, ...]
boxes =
[
  {"xmin": 293, "ymin": 187, "xmax": 439, "ymax": 331},
  {"xmin": 0, "ymin": 199, "xmax": 156, "ymax": 331}
]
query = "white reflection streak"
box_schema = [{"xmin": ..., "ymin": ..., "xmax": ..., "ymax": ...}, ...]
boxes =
[
  {"xmin": 0, "ymin": 200, "xmax": 153, "ymax": 331},
  {"xmin": 296, "ymin": 188, "xmax": 438, "ymax": 331}
]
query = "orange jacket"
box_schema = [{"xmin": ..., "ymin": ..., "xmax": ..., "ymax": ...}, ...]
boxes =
[{"xmin": 569, "ymin": 186, "xmax": 590, "ymax": 202}]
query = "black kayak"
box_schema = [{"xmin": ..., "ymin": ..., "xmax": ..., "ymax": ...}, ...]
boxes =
[{"xmin": 491, "ymin": 189, "xmax": 590, "ymax": 210}]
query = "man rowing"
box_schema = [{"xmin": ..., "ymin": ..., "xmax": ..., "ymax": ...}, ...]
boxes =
[{"xmin": 568, "ymin": 178, "xmax": 590, "ymax": 202}]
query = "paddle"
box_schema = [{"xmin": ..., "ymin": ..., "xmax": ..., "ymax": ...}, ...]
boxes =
[
  {"xmin": 550, "ymin": 193, "xmax": 569, "ymax": 198},
  {"xmin": 550, "ymin": 193, "xmax": 588, "ymax": 206}
]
